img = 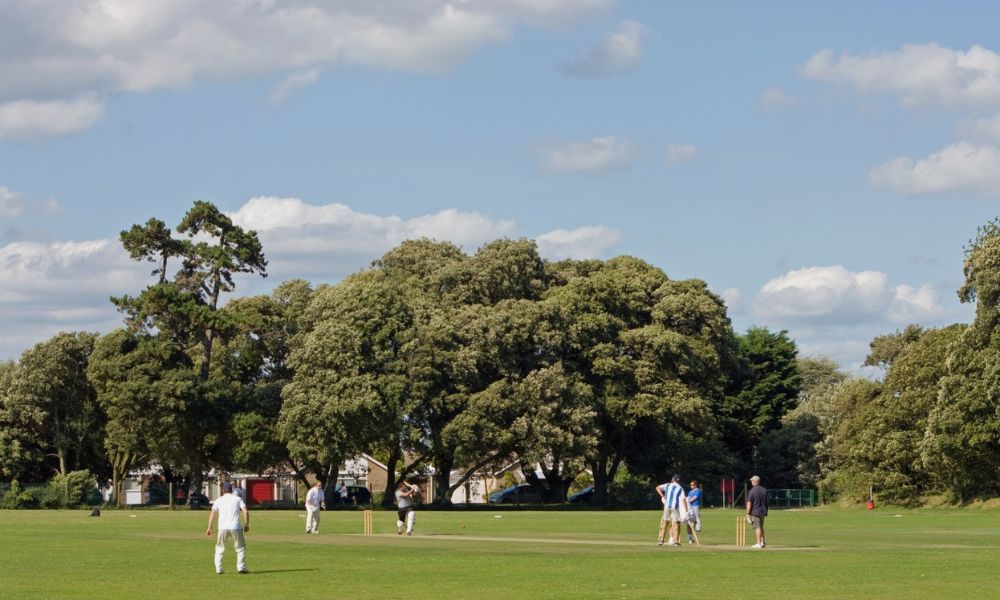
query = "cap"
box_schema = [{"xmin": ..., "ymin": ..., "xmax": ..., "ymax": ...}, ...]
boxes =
[
  {"xmin": 750, "ymin": 475, "xmax": 760, "ymax": 483},
  {"xmin": 671, "ymin": 474, "xmax": 682, "ymax": 482},
  {"xmin": 223, "ymin": 482, "xmax": 233, "ymax": 493}
]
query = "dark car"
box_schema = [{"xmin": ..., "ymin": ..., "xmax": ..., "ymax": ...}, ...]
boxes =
[
  {"xmin": 331, "ymin": 485, "xmax": 372, "ymax": 506},
  {"xmin": 567, "ymin": 485, "xmax": 595, "ymax": 503},
  {"xmin": 488, "ymin": 483, "xmax": 544, "ymax": 504}
]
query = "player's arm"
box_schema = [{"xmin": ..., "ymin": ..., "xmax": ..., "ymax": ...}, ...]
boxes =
[
  {"xmin": 745, "ymin": 499, "xmax": 752, "ymax": 515},
  {"xmin": 241, "ymin": 504, "xmax": 250, "ymax": 533},
  {"xmin": 655, "ymin": 485, "xmax": 665, "ymax": 501},
  {"xmin": 206, "ymin": 506, "xmax": 216, "ymax": 536}
]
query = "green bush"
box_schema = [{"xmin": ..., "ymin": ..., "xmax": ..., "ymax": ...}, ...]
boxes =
[
  {"xmin": 43, "ymin": 470, "xmax": 96, "ymax": 508},
  {"xmin": 370, "ymin": 491, "xmax": 386, "ymax": 507},
  {"xmin": 1, "ymin": 480, "xmax": 37, "ymax": 509},
  {"xmin": 610, "ymin": 467, "xmax": 654, "ymax": 508}
]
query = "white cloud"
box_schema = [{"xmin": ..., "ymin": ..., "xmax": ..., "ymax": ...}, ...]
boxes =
[
  {"xmin": 754, "ymin": 265, "xmax": 945, "ymax": 326},
  {"xmin": 535, "ymin": 226, "xmax": 622, "ymax": 260},
  {"xmin": 0, "ymin": 239, "xmax": 148, "ymax": 360},
  {"xmin": 0, "ymin": 1, "xmax": 612, "ymax": 136},
  {"xmin": 0, "ymin": 187, "xmax": 24, "ymax": 218},
  {"xmin": 749, "ymin": 265, "xmax": 960, "ymax": 372},
  {"xmin": 560, "ymin": 20, "xmax": 645, "ymax": 77},
  {"xmin": 719, "ymin": 287, "xmax": 744, "ymax": 314},
  {"xmin": 665, "ymin": 143, "xmax": 698, "ymax": 164},
  {"xmin": 269, "ymin": 68, "xmax": 322, "ymax": 105},
  {"xmin": 801, "ymin": 44, "xmax": 1000, "ymax": 109},
  {"xmin": 0, "ymin": 186, "xmax": 62, "ymax": 220},
  {"xmin": 0, "ymin": 96, "xmax": 105, "ymax": 139},
  {"xmin": 759, "ymin": 87, "xmax": 796, "ymax": 111},
  {"xmin": 535, "ymin": 136, "xmax": 639, "ymax": 174},
  {"xmin": 868, "ymin": 142, "xmax": 1000, "ymax": 197},
  {"xmin": 957, "ymin": 113, "xmax": 1000, "ymax": 143}
]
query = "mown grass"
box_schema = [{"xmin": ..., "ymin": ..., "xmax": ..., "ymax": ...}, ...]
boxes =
[{"xmin": 0, "ymin": 505, "xmax": 995, "ymax": 599}]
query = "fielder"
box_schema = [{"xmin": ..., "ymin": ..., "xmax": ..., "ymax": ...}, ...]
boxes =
[
  {"xmin": 305, "ymin": 480, "xmax": 326, "ymax": 534},
  {"xmin": 205, "ymin": 482, "xmax": 249, "ymax": 574},
  {"xmin": 655, "ymin": 474, "xmax": 689, "ymax": 546},
  {"xmin": 686, "ymin": 479, "xmax": 703, "ymax": 544},
  {"xmin": 395, "ymin": 481, "xmax": 419, "ymax": 536}
]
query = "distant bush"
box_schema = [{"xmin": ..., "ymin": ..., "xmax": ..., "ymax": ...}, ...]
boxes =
[
  {"xmin": 1, "ymin": 480, "xmax": 37, "ymax": 509},
  {"xmin": 42, "ymin": 470, "xmax": 96, "ymax": 508}
]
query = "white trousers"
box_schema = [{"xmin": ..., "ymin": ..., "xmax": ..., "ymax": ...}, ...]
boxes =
[
  {"xmin": 214, "ymin": 529, "xmax": 246, "ymax": 573},
  {"xmin": 306, "ymin": 506, "xmax": 321, "ymax": 532},
  {"xmin": 396, "ymin": 510, "xmax": 415, "ymax": 533}
]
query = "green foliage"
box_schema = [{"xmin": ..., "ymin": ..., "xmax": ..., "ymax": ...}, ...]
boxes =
[
  {"xmin": 0, "ymin": 480, "xmax": 36, "ymax": 509},
  {"xmin": 44, "ymin": 470, "xmax": 96, "ymax": 508},
  {"xmin": 922, "ymin": 218, "xmax": 1000, "ymax": 500},
  {"xmin": 609, "ymin": 466, "xmax": 653, "ymax": 508},
  {"xmin": 1, "ymin": 332, "xmax": 103, "ymax": 479}
]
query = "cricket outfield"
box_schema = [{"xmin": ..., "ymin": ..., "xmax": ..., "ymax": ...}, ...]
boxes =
[{"xmin": 0, "ymin": 507, "xmax": 995, "ymax": 599}]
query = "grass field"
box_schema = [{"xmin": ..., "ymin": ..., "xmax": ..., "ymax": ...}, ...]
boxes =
[{"xmin": 0, "ymin": 506, "xmax": 996, "ymax": 599}]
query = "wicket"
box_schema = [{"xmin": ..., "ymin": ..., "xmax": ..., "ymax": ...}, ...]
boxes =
[
  {"xmin": 736, "ymin": 517, "xmax": 746, "ymax": 547},
  {"xmin": 363, "ymin": 509, "xmax": 373, "ymax": 535}
]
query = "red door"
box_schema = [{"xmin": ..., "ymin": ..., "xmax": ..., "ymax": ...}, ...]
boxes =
[{"xmin": 247, "ymin": 479, "xmax": 274, "ymax": 505}]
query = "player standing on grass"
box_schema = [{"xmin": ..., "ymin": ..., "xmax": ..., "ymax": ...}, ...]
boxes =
[
  {"xmin": 746, "ymin": 475, "xmax": 768, "ymax": 549},
  {"xmin": 686, "ymin": 480, "xmax": 702, "ymax": 543},
  {"xmin": 206, "ymin": 482, "xmax": 249, "ymax": 575},
  {"xmin": 395, "ymin": 481, "xmax": 419, "ymax": 536},
  {"xmin": 655, "ymin": 474, "xmax": 688, "ymax": 546},
  {"xmin": 305, "ymin": 480, "xmax": 325, "ymax": 534}
]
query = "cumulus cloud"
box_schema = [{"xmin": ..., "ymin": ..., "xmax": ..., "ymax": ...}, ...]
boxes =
[
  {"xmin": 0, "ymin": 96, "xmax": 105, "ymax": 139},
  {"xmin": 802, "ymin": 43, "xmax": 1000, "ymax": 109},
  {"xmin": 535, "ymin": 136, "xmax": 639, "ymax": 174},
  {"xmin": 957, "ymin": 113, "xmax": 1000, "ymax": 143},
  {"xmin": 0, "ymin": 1, "xmax": 611, "ymax": 136},
  {"xmin": 0, "ymin": 186, "xmax": 62, "ymax": 220},
  {"xmin": 560, "ymin": 20, "xmax": 645, "ymax": 77},
  {"xmin": 759, "ymin": 87, "xmax": 796, "ymax": 111},
  {"xmin": 269, "ymin": 68, "xmax": 322, "ymax": 105},
  {"xmin": 535, "ymin": 226, "xmax": 622, "ymax": 260},
  {"xmin": 719, "ymin": 287, "xmax": 744, "ymax": 314},
  {"xmin": 868, "ymin": 142, "xmax": 1000, "ymax": 197},
  {"xmin": 665, "ymin": 143, "xmax": 698, "ymax": 164},
  {"xmin": 753, "ymin": 265, "xmax": 946, "ymax": 326},
  {"xmin": 0, "ymin": 239, "xmax": 148, "ymax": 360},
  {"xmin": 748, "ymin": 265, "xmax": 960, "ymax": 372}
]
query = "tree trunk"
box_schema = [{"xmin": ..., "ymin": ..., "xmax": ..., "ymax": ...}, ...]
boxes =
[
  {"xmin": 382, "ymin": 443, "xmax": 402, "ymax": 508},
  {"xmin": 433, "ymin": 455, "xmax": 454, "ymax": 506},
  {"xmin": 591, "ymin": 454, "xmax": 610, "ymax": 506}
]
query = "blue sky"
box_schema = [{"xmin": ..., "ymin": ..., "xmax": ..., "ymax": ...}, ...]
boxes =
[{"xmin": 1, "ymin": 0, "xmax": 998, "ymax": 370}]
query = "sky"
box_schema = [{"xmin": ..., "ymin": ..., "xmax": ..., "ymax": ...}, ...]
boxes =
[{"xmin": 1, "ymin": 0, "xmax": 998, "ymax": 372}]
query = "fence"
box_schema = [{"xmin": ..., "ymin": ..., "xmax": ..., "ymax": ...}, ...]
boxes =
[{"xmin": 766, "ymin": 488, "xmax": 816, "ymax": 508}]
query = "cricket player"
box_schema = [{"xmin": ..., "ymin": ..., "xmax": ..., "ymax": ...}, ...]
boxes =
[
  {"xmin": 206, "ymin": 482, "xmax": 249, "ymax": 574},
  {"xmin": 686, "ymin": 479, "xmax": 703, "ymax": 543},
  {"xmin": 305, "ymin": 480, "xmax": 326, "ymax": 534},
  {"xmin": 655, "ymin": 474, "xmax": 689, "ymax": 546},
  {"xmin": 395, "ymin": 481, "xmax": 419, "ymax": 535}
]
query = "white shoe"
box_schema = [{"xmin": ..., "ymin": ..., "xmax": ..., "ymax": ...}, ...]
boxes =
[
  {"xmin": 657, "ymin": 541, "xmax": 664, "ymax": 546},
  {"xmin": 751, "ymin": 543, "xmax": 763, "ymax": 548}
]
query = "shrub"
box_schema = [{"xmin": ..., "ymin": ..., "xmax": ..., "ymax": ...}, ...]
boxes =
[
  {"xmin": 44, "ymin": 470, "xmax": 96, "ymax": 508},
  {"xmin": 610, "ymin": 467, "xmax": 654, "ymax": 508},
  {"xmin": 1, "ymin": 480, "xmax": 37, "ymax": 509}
]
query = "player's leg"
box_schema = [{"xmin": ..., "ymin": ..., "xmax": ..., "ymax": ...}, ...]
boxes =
[
  {"xmin": 397, "ymin": 509, "xmax": 406, "ymax": 534},
  {"xmin": 214, "ymin": 530, "xmax": 228, "ymax": 573},
  {"xmin": 657, "ymin": 518, "xmax": 667, "ymax": 545},
  {"xmin": 406, "ymin": 509, "xmax": 415, "ymax": 534},
  {"xmin": 233, "ymin": 529, "xmax": 248, "ymax": 573}
]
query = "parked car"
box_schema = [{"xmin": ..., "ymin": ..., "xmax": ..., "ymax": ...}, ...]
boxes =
[
  {"xmin": 331, "ymin": 485, "xmax": 372, "ymax": 506},
  {"xmin": 567, "ymin": 485, "xmax": 595, "ymax": 504},
  {"xmin": 488, "ymin": 483, "xmax": 544, "ymax": 504}
]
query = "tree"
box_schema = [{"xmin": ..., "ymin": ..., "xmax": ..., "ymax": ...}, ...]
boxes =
[
  {"xmin": 87, "ymin": 330, "xmax": 200, "ymax": 504},
  {"xmin": 221, "ymin": 280, "xmax": 314, "ymax": 479},
  {"xmin": 719, "ymin": 327, "xmax": 801, "ymax": 477},
  {"xmin": 112, "ymin": 200, "xmax": 268, "ymax": 380},
  {"xmin": 542, "ymin": 257, "xmax": 737, "ymax": 504},
  {"xmin": 110, "ymin": 200, "xmax": 268, "ymax": 492},
  {"xmin": 2, "ymin": 332, "xmax": 103, "ymax": 478},
  {"xmin": 923, "ymin": 218, "xmax": 1000, "ymax": 500}
]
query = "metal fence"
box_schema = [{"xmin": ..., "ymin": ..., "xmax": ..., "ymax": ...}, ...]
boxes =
[{"xmin": 766, "ymin": 488, "xmax": 816, "ymax": 508}]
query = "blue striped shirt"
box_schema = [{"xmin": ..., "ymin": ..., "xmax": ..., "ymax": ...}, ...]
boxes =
[{"xmin": 661, "ymin": 482, "xmax": 685, "ymax": 509}]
